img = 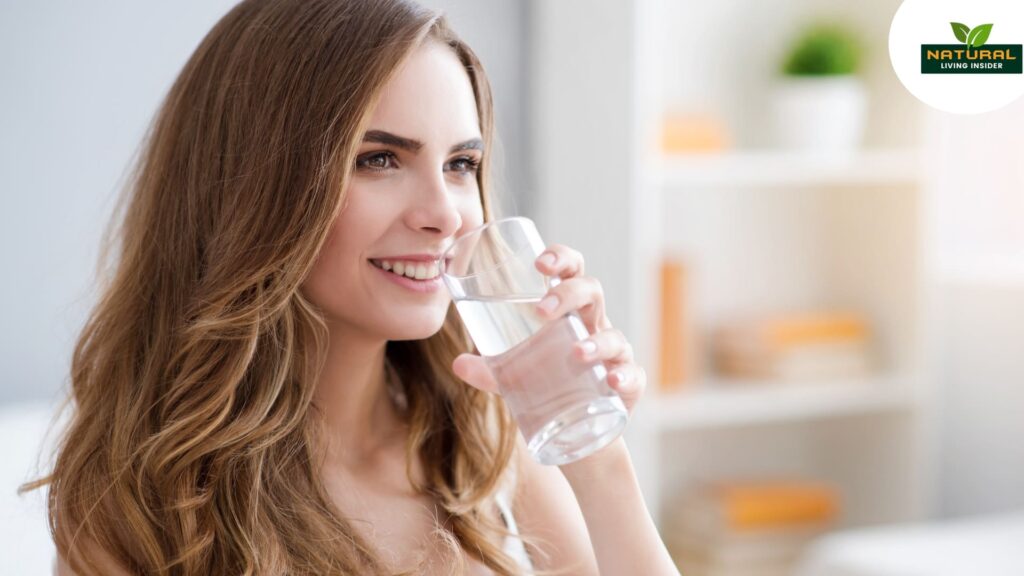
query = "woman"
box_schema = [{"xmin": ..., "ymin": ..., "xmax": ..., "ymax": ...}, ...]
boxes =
[{"xmin": 27, "ymin": 0, "xmax": 679, "ymax": 574}]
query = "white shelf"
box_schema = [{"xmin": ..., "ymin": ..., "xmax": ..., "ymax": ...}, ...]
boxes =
[
  {"xmin": 638, "ymin": 374, "xmax": 914, "ymax": 431},
  {"xmin": 935, "ymin": 260, "xmax": 1024, "ymax": 287},
  {"xmin": 659, "ymin": 148, "xmax": 922, "ymax": 188}
]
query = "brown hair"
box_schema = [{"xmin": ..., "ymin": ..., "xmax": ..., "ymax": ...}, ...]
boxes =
[{"xmin": 22, "ymin": 0, "xmax": 554, "ymax": 573}]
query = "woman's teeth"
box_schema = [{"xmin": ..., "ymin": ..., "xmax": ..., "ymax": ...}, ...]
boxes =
[{"xmin": 371, "ymin": 259, "xmax": 441, "ymax": 280}]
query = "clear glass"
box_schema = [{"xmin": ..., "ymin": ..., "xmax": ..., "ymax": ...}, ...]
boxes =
[{"xmin": 441, "ymin": 216, "xmax": 628, "ymax": 465}]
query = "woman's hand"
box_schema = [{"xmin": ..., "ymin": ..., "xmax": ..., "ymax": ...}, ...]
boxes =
[
  {"xmin": 451, "ymin": 243, "xmax": 648, "ymax": 416},
  {"xmin": 453, "ymin": 245, "xmax": 679, "ymax": 575}
]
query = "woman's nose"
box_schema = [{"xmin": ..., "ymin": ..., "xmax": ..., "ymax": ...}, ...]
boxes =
[{"xmin": 407, "ymin": 171, "xmax": 462, "ymax": 235}]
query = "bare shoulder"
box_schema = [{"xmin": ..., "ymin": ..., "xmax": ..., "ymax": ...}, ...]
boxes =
[{"xmin": 510, "ymin": 433, "xmax": 599, "ymax": 575}]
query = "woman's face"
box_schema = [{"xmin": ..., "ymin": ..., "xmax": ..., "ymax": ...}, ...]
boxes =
[{"xmin": 302, "ymin": 41, "xmax": 485, "ymax": 341}]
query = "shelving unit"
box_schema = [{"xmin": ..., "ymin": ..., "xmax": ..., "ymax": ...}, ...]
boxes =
[
  {"xmin": 636, "ymin": 374, "xmax": 914, "ymax": 431},
  {"xmin": 529, "ymin": 0, "xmax": 934, "ymax": 534},
  {"xmin": 660, "ymin": 148, "xmax": 922, "ymax": 188}
]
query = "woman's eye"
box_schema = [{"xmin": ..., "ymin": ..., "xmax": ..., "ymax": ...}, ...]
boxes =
[
  {"xmin": 356, "ymin": 152, "xmax": 480, "ymax": 175},
  {"xmin": 356, "ymin": 151, "xmax": 398, "ymax": 172},
  {"xmin": 447, "ymin": 156, "xmax": 481, "ymax": 175}
]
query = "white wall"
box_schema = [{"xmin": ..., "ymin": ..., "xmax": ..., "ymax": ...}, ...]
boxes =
[
  {"xmin": 0, "ymin": 0, "xmax": 530, "ymax": 404},
  {"xmin": 924, "ymin": 98, "xmax": 1024, "ymax": 517},
  {"xmin": 935, "ymin": 282, "xmax": 1024, "ymax": 516},
  {"xmin": 0, "ymin": 1, "xmax": 241, "ymax": 404}
]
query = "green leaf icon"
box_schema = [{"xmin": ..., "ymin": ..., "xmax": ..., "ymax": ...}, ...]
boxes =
[
  {"xmin": 968, "ymin": 23, "xmax": 993, "ymax": 47},
  {"xmin": 951, "ymin": 22, "xmax": 970, "ymax": 43}
]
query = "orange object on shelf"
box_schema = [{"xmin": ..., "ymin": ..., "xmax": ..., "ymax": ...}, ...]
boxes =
[
  {"xmin": 763, "ymin": 312, "xmax": 869, "ymax": 347},
  {"xmin": 709, "ymin": 481, "xmax": 840, "ymax": 531},
  {"xmin": 713, "ymin": 311, "xmax": 873, "ymax": 381},
  {"xmin": 662, "ymin": 480, "xmax": 840, "ymax": 575},
  {"xmin": 659, "ymin": 257, "xmax": 689, "ymax": 391},
  {"xmin": 660, "ymin": 112, "xmax": 730, "ymax": 153}
]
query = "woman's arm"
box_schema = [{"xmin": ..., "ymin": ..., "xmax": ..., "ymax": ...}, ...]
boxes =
[
  {"xmin": 558, "ymin": 437, "xmax": 680, "ymax": 575},
  {"xmin": 513, "ymin": 433, "xmax": 679, "ymax": 576}
]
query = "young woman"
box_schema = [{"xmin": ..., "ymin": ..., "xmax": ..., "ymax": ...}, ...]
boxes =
[{"xmin": 28, "ymin": 0, "xmax": 679, "ymax": 574}]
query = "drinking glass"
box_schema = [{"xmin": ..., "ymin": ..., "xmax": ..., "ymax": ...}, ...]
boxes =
[{"xmin": 440, "ymin": 216, "xmax": 628, "ymax": 465}]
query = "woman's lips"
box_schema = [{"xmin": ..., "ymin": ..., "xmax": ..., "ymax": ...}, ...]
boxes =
[{"xmin": 369, "ymin": 259, "xmax": 443, "ymax": 293}]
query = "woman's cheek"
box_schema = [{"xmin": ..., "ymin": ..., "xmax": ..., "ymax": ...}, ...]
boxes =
[{"xmin": 462, "ymin": 194, "xmax": 485, "ymax": 230}]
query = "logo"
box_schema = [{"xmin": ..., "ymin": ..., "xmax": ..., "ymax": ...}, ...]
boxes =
[
  {"xmin": 921, "ymin": 22, "xmax": 1022, "ymax": 74},
  {"xmin": 889, "ymin": 0, "xmax": 1024, "ymax": 114}
]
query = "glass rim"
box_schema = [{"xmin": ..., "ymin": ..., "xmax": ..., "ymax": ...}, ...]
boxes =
[{"xmin": 440, "ymin": 216, "xmax": 538, "ymax": 281}]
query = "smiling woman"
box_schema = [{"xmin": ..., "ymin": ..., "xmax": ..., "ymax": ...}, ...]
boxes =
[
  {"xmin": 21, "ymin": 0, "xmax": 679, "ymax": 575},
  {"xmin": 19, "ymin": 0, "xmax": 533, "ymax": 574}
]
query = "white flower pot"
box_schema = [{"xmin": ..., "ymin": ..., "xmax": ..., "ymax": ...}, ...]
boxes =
[{"xmin": 771, "ymin": 76, "xmax": 867, "ymax": 152}]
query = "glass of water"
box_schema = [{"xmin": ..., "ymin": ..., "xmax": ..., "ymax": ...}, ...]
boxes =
[{"xmin": 440, "ymin": 216, "xmax": 628, "ymax": 465}]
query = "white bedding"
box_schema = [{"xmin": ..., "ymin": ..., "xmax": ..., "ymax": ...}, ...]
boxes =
[
  {"xmin": 796, "ymin": 509, "xmax": 1024, "ymax": 576},
  {"xmin": 0, "ymin": 402, "xmax": 62, "ymax": 576}
]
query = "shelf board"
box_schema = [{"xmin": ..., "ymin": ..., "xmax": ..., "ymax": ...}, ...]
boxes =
[
  {"xmin": 637, "ymin": 374, "xmax": 914, "ymax": 431},
  {"xmin": 935, "ymin": 260, "xmax": 1024, "ymax": 287},
  {"xmin": 659, "ymin": 148, "xmax": 922, "ymax": 188}
]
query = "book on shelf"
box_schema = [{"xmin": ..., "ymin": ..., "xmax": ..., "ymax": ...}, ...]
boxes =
[
  {"xmin": 659, "ymin": 256, "xmax": 693, "ymax": 391},
  {"xmin": 663, "ymin": 479, "xmax": 840, "ymax": 576},
  {"xmin": 660, "ymin": 111, "xmax": 730, "ymax": 153},
  {"xmin": 711, "ymin": 311, "xmax": 874, "ymax": 381}
]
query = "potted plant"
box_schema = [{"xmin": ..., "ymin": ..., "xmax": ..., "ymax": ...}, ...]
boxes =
[{"xmin": 772, "ymin": 23, "xmax": 866, "ymax": 151}]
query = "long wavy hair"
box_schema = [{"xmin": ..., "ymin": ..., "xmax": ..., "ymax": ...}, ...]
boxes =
[{"xmin": 21, "ymin": 1, "xmax": 550, "ymax": 574}]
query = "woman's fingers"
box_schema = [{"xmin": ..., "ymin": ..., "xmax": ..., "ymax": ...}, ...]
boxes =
[
  {"xmin": 573, "ymin": 328, "xmax": 634, "ymax": 365},
  {"xmin": 456, "ymin": 243, "xmax": 647, "ymax": 416},
  {"xmin": 535, "ymin": 243, "xmax": 584, "ymax": 279},
  {"xmin": 451, "ymin": 353, "xmax": 500, "ymax": 394},
  {"xmin": 534, "ymin": 276, "xmax": 611, "ymax": 333},
  {"xmin": 571, "ymin": 327, "xmax": 645, "ymax": 414},
  {"xmin": 606, "ymin": 363, "xmax": 647, "ymax": 415},
  {"xmin": 454, "ymin": 328, "xmax": 648, "ymax": 415}
]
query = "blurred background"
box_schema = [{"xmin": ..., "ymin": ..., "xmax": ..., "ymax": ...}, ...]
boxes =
[{"xmin": 2, "ymin": 0, "xmax": 1023, "ymax": 574}]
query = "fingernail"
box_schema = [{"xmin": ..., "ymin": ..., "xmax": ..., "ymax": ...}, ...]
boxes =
[
  {"xmin": 579, "ymin": 339, "xmax": 597, "ymax": 356},
  {"xmin": 538, "ymin": 252, "xmax": 557, "ymax": 267},
  {"xmin": 611, "ymin": 369, "xmax": 630, "ymax": 387},
  {"xmin": 537, "ymin": 294, "xmax": 559, "ymax": 314}
]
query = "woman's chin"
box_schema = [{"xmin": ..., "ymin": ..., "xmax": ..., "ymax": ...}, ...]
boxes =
[{"xmin": 384, "ymin": 313, "xmax": 449, "ymax": 342}]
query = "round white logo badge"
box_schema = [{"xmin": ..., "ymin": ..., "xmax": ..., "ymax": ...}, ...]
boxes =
[{"xmin": 889, "ymin": 0, "xmax": 1024, "ymax": 114}]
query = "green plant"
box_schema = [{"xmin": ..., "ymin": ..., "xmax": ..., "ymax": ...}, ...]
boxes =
[{"xmin": 782, "ymin": 23, "xmax": 862, "ymax": 76}]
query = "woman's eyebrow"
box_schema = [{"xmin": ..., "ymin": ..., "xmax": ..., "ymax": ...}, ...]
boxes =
[{"xmin": 362, "ymin": 130, "xmax": 484, "ymax": 154}]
